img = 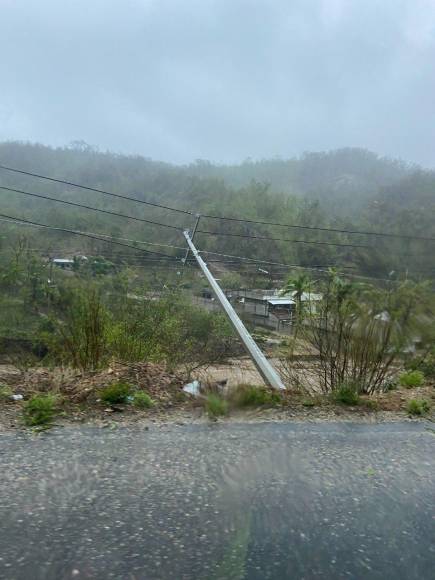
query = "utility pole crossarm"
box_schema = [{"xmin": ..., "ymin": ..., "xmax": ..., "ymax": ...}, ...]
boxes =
[
  {"xmin": 183, "ymin": 230, "xmax": 285, "ymax": 390},
  {"xmin": 182, "ymin": 213, "xmax": 201, "ymax": 265}
]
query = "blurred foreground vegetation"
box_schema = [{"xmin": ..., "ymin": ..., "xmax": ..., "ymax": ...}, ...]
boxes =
[{"xmin": 0, "ymin": 244, "xmax": 236, "ymax": 375}]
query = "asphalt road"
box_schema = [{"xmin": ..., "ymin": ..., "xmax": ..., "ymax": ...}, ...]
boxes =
[{"xmin": 0, "ymin": 422, "xmax": 434, "ymax": 580}]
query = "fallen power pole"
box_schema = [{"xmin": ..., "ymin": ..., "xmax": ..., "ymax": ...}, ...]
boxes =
[{"xmin": 183, "ymin": 230, "xmax": 286, "ymax": 390}]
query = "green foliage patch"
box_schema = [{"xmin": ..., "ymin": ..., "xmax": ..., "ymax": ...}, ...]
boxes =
[
  {"xmin": 23, "ymin": 394, "xmax": 57, "ymax": 426},
  {"xmin": 232, "ymin": 384, "xmax": 282, "ymax": 407},
  {"xmin": 100, "ymin": 382, "xmax": 132, "ymax": 404},
  {"xmin": 407, "ymin": 399, "xmax": 430, "ymax": 416},
  {"xmin": 0, "ymin": 385, "xmax": 13, "ymax": 401},
  {"xmin": 133, "ymin": 391, "xmax": 154, "ymax": 409},
  {"xmin": 332, "ymin": 384, "xmax": 360, "ymax": 406},
  {"xmin": 399, "ymin": 370, "xmax": 425, "ymax": 388},
  {"xmin": 205, "ymin": 394, "xmax": 228, "ymax": 419}
]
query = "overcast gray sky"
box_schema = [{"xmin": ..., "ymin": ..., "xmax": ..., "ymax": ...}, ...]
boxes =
[{"xmin": 1, "ymin": 0, "xmax": 434, "ymax": 166}]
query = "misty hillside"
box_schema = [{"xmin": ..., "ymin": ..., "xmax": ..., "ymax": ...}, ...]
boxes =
[
  {"xmin": 188, "ymin": 148, "xmax": 412, "ymax": 205},
  {"xmin": 0, "ymin": 141, "xmax": 434, "ymax": 280},
  {"xmin": 1, "ymin": 142, "xmax": 414, "ymax": 210}
]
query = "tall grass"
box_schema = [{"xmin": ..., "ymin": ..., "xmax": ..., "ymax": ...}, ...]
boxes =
[{"xmin": 205, "ymin": 394, "xmax": 228, "ymax": 419}]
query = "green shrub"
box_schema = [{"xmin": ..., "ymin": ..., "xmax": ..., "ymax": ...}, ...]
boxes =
[
  {"xmin": 232, "ymin": 384, "xmax": 282, "ymax": 407},
  {"xmin": 399, "ymin": 370, "xmax": 425, "ymax": 388},
  {"xmin": 100, "ymin": 382, "xmax": 131, "ymax": 404},
  {"xmin": 23, "ymin": 394, "xmax": 57, "ymax": 426},
  {"xmin": 332, "ymin": 384, "xmax": 360, "ymax": 406},
  {"xmin": 282, "ymin": 273, "xmax": 428, "ymax": 395},
  {"xmin": 133, "ymin": 391, "xmax": 154, "ymax": 409},
  {"xmin": 0, "ymin": 385, "xmax": 13, "ymax": 401},
  {"xmin": 45, "ymin": 286, "xmax": 110, "ymax": 371},
  {"xmin": 362, "ymin": 399, "xmax": 380, "ymax": 411},
  {"xmin": 405, "ymin": 354, "xmax": 435, "ymax": 379},
  {"xmin": 407, "ymin": 399, "xmax": 430, "ymax": 416},
  {"xmin": 205, "ymin": 394, "xmax": 228, "ymax": 419}
]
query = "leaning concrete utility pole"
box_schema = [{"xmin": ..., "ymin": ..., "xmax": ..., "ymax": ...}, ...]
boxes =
[{"xmin": 183, "ymin": 230, "xmax": 286, "ymax": 390}]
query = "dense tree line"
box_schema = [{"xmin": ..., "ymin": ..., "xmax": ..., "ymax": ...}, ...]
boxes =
[{"xmin": 0, "ymin": 141, "xmax": 434, "ymax": 281}]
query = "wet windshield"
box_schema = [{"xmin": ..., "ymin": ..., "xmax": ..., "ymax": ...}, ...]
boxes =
[{"xmin": 1, "ymin": 1, "xmax": 434, "ymax": 579}]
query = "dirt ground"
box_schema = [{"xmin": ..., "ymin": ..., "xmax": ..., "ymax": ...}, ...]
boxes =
[
  {"xmin": 0, "ymin": 361, "xmax": 434, "ymax": 431},
  {"xmin": 197, "ymin": 358, "xmax": 268, "ymax": 386}
]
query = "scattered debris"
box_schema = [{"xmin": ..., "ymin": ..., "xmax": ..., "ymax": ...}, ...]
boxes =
[
  {"xmin": 183, "ymin": 380, "xmax": 201, "ymax": 396},
  {"xmin": 13, "ymin": 362, "xmax": 185, "ymax": 404},
  {"xmin": 0, "ymin": 361, "xmax": 433, "ymax": 431},
  {"xmin": 183, "ymin": 378, "xmax": 228, "ymax": 397}
]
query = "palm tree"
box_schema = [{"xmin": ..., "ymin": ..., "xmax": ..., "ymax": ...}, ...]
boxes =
[{"xmin": 280, "ymin": 273, "xmax": 312, "ymax": 322}]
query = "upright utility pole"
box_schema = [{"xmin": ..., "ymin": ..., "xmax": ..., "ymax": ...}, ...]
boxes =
[{"xmin": 183, "ymin": 230, "xmax": 285, "ymax": 390}]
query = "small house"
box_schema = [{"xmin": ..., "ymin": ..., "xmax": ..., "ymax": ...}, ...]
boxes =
[{"xmin": 52, "ymin": 258, "xmax": 74, "ymax": 269}]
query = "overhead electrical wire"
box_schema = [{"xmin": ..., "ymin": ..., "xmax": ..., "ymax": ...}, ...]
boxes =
[
  {"xmin": 0, "ymin": 214, "xmax": 359, "ymax": 274},
  {"xmin": 197, "ymin": 248, "xmax": 354, "ymax": 272},
  {"xmin": 1, "ymin": 214, "xmax": 431, "ymax": 280},
  {"xmin": 18, "ymin": 245, "xmax": 435, "ymax": 281},
  {"xmin": 57, "ymin": 232, "xmax": 187, "ymax": 251},
  {"xmin": 0, "ymin": 212, "xmax": 181, "ymax": 261},
  {"xmin": 200, "ymin": 213, "xmax": 435, "ymax": 243},
  {"xmin": 1, "ymin": 183, "xmax": 385, "ymax": 252},
  {"xmin": 1, "ymin": 163, "xmax": 434, "ymax": 243},
  {"xmin": 22, "ymin": 245, "xmax": 435, "ymax": 275},
  {"xmin": 195, "ymin": 248, "xmax": 405, "ymax": 282},
  {"xmin": 196, "ymin": 229, "xmax": 372, "ymax": 249},
  {"xmin": 0, "ymin": 219, "xmax": 188, "ymax": 252},
  {"xmin": 0, "ymin": 185, "xmax": 183, "ymax": 232},
  {"xmin": 0, "ymin": 164, "xmax": 193, "ymax": 215},
  {"xmin": 0, "ymin": 172, "xmax": 432, "ymax": 280},
  {"xmin": 19, "ymin": 246, "xmax": 352, "ymax": 270},
  {"xmin": 92, "ymin": 256, "xmax": 354, "ymax": 270}
]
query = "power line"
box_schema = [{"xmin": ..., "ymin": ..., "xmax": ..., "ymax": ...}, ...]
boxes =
[
  {"xmin": 59, "ymin": 232, "xmax": 187, "ymax": 252},
  {"xmin": 201, "ymin": 214, "xmax": 435, "ymax": 243},
  {"xmin": 1, "ymin": 163, "xmax": 433, "ymax": 243},
  {"xmin": 0, "ymin": 164, "xmax": 193, "ymax": 215},
  {"xmin": 2, "ymin": 184, "xmax": 425, "ymax": 256},
  {"xmin": 0, "ymin": 185, "xmax": 183, "ymax": 232},
  {"xmin": 93, "ymin": 255, "xmax": 353, "ymax": 270},
  {"xmin": 3, "ymin": 215, "xmax": 431, "ymax": 280},
  {"xmin": 9, "ymin": 244, "xmax": 435, "ymax": 280},
  {"xmin": 21, "ymin": 245, "xmax": 435, "ymax": 275},
  {"xmin": 22, "ymin": 249, "xmax": 340, "ymax": 270},
  {"xmin": 2, "ymin": 216, "xmax": 428, "ymax": 279},
  {"xmin": 17, "ymin": 249, "xmax": 338, "ymax": 268},
  {"xmin": 197, "ymin": 249, "xmax": 352, "ymax": 273},
  {"xmin": 88, "ymin": 254, "xmax": 435, "ymax": 278},
  {"xmin": 0, "ymin": 185, "xmax": 371, "ymax": 256},
  {"xmin": 195, "ymin": 248, "xmax": 403, "ymax": 282},
  {"xmin": 3, "ymin": 244, "xmax": 341, "ymax": 270},
  {"xmin": 0, "ymin": 218, "xmax": 188, "ymax": 252},
  {"xmin": 0, "ymin": 212, "xmax": 181, "ymax": 260},
  {"xmin": 196, "ymin": 229, "xmax": 372, "ymax": 250}
]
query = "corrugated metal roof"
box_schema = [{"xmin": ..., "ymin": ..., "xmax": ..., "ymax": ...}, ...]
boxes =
[{"xmin": 267, "ymin": 298, "xmax": 295, "ymax": 306}]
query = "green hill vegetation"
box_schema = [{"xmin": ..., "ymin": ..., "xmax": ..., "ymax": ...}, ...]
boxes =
[{"xmin": 0, "ymin": 141, "xmax": 434, "ymax": 382}]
